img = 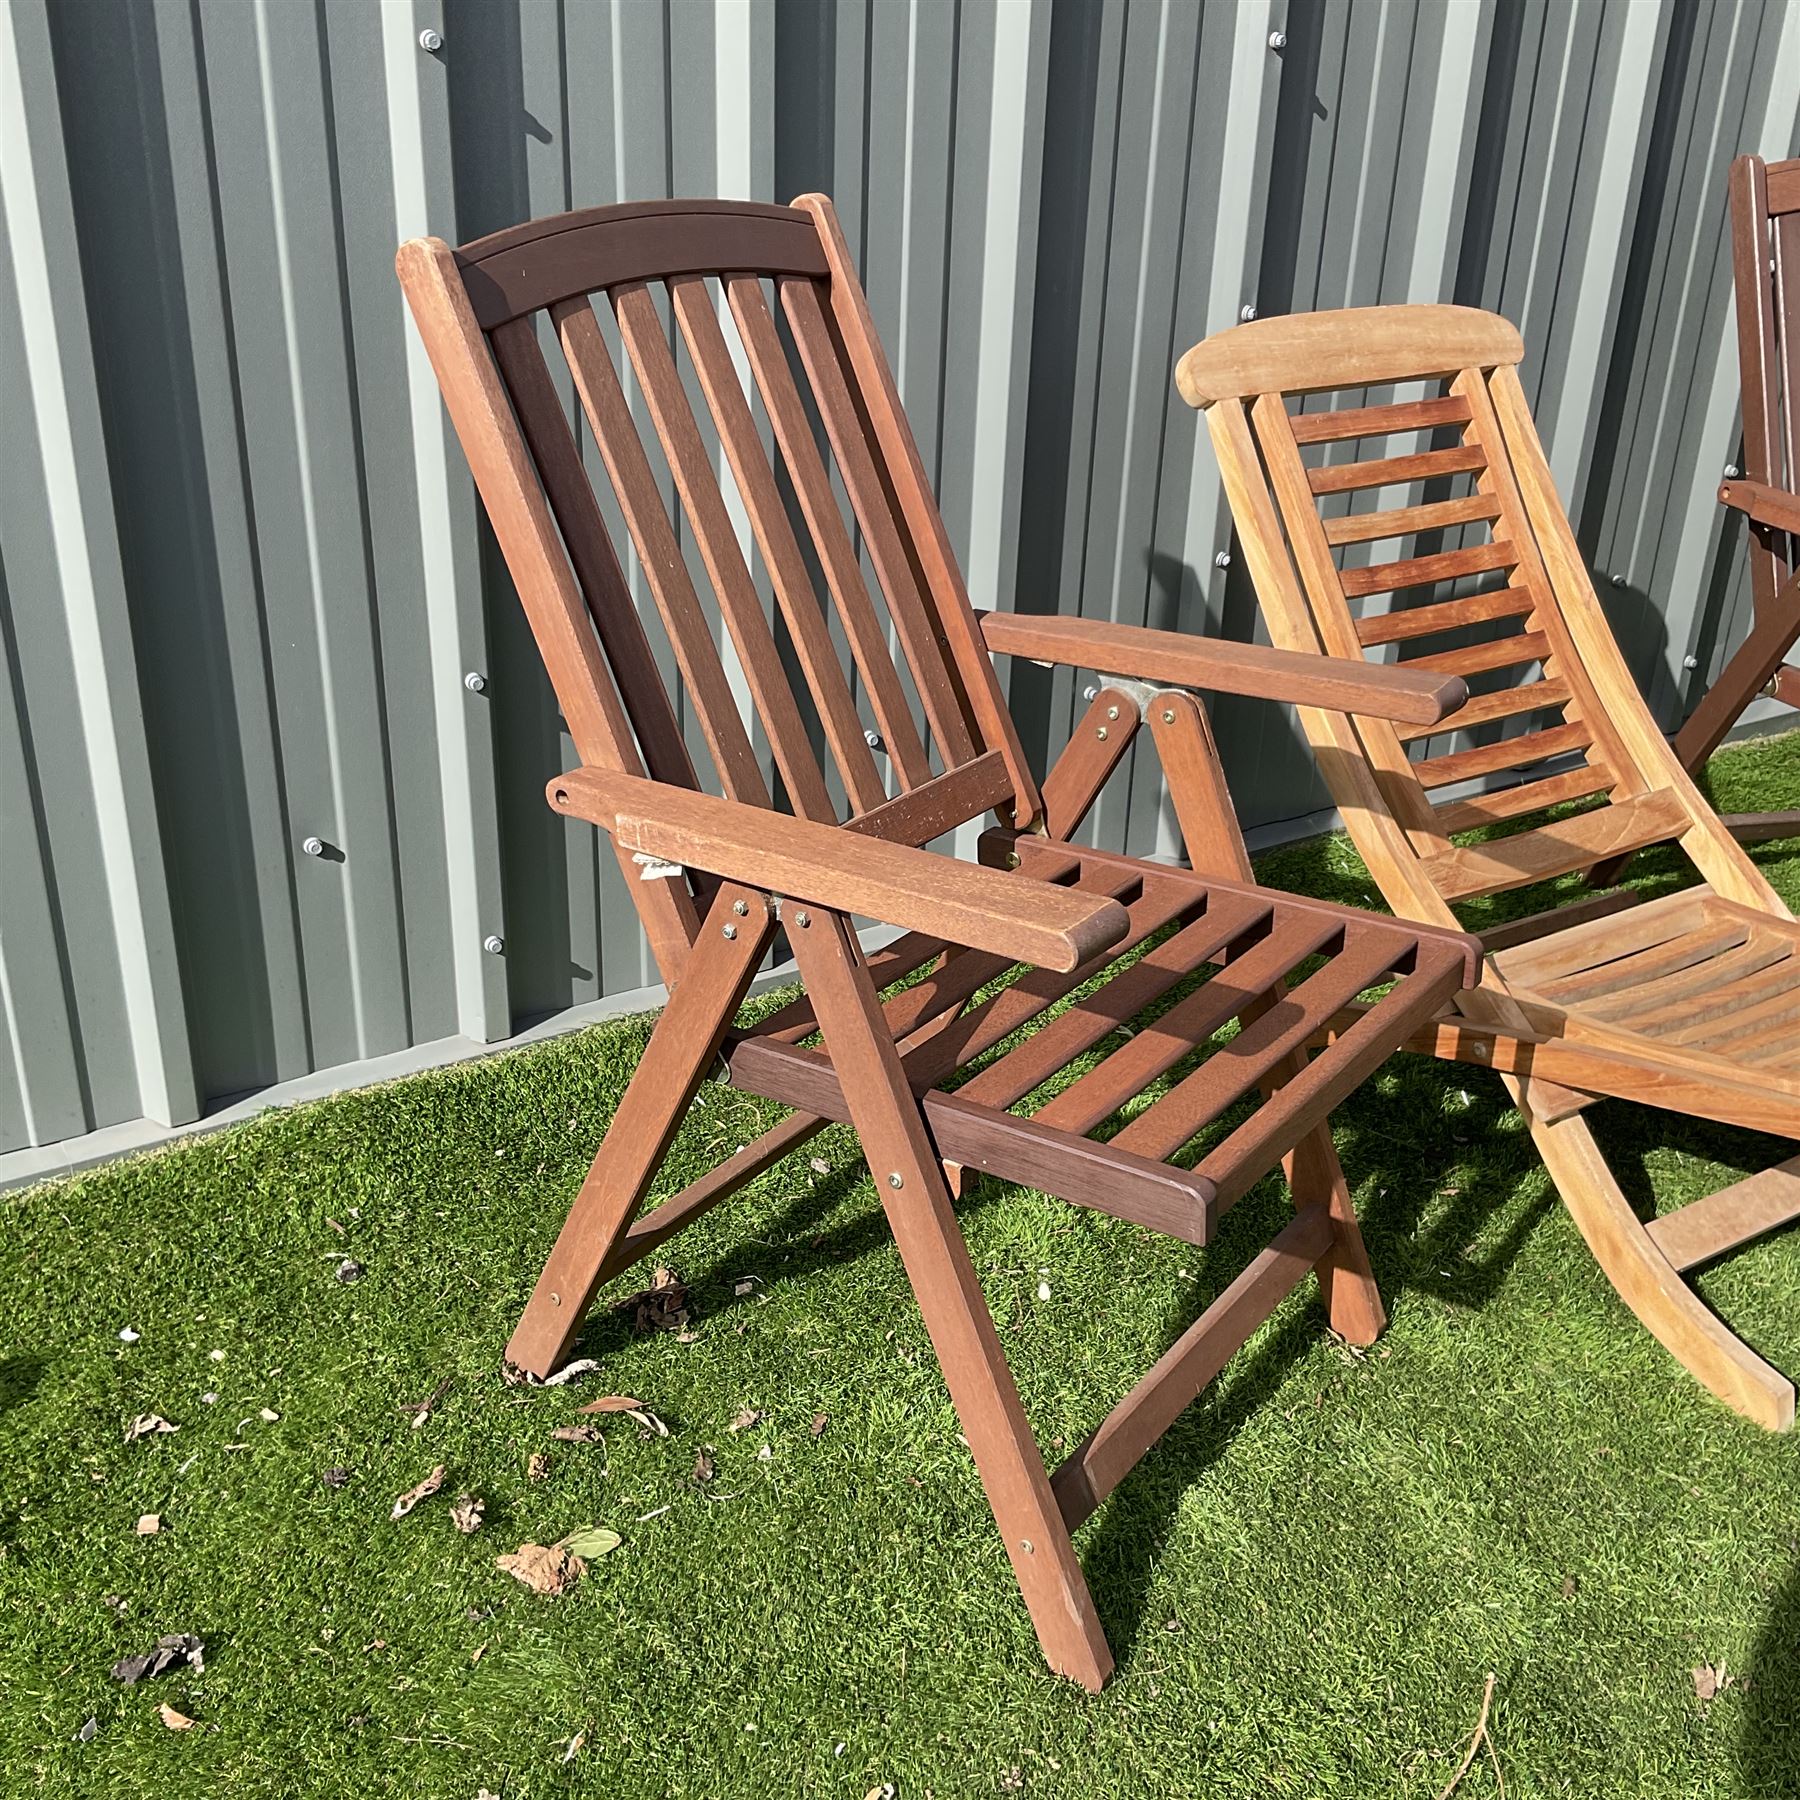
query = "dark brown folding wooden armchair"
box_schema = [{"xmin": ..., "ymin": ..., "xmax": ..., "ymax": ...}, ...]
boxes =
[
  {"xmin": 1679, "ymin": 152, "xmax": 1800, "ymax": 843},
  {"xmin": 397, "ymin": 195, "xmax": 1478, "ymax": 1688}
]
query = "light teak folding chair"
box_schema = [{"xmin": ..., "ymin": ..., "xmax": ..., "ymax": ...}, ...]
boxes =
[
  {"xmin": 397, "ymin": 198, "xmax": 1478, "ymax": 1687},
  {"xmin": 1178, "ymin": 303, "xmax": 1800, "ymax": 1434},
  {"xmin": 1680, "ymin": 152, "xmax": 1800, "ymax": 845}
]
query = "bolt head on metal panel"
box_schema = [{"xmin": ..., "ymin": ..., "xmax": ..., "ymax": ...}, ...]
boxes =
[
  {"xmin": 483, "ymin": 934, "xmax": 505, "ymax": 955},
  {"xmin": 863, "ymin": 729, "xmax": 883, "ymax": 750},
  {"xmin": 418, "ymin": 27, "xmax": 444, "ymax": 52},
  {"xmin": 1684, "ymin": 655, "xmax": 1700, "ymax": 671},
  {"xmin": 301, "ymin": 835, "xmax": 324, "ymax": 858},
  {"xmin": 464, "ymin": 670, "xmax": 486, "ymax": 693},
  {"xmin": 1610, "ymin": 573, "xmax": 1627, "ymax": 587},
  {"xmin": 1239, "ymin": 303, "xmax": 1257, "ymax": 322},
  {"xmin": 1082, "ymin": 685, "xmax": 1098, "ymax": 702},
  {"xmin": 1268, "ymin": 30, "xmax": 1287, "ymax": 49},
  {"xmin": 1724, "ymin": 464, "xmax": 1740, "ymax": 479},
  {"xmin": 1214, "ymin": 550, "xmax": 1232, "ymax": 569}
]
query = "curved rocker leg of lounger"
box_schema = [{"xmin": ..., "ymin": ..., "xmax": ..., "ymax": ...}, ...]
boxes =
[{"xmin": 1513, "ymin": 1076, "xmax": 1796, "ymax": 1432}]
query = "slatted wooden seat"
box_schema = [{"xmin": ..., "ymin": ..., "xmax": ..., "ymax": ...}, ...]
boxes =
[
  {"xmin": 398, "ymin": 196, "xmax": 1479, "ymax": 1688},
  {"xmin": 1669, "ymin": 153, "xmax": 1800, "ymax": 847},
  {"xmin": 1178, "ymin": 302, "xmax": 1800, "ymax": 1432}
]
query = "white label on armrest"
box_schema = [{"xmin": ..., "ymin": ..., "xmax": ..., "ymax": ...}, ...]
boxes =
[{"xmin": 633, "ymin": 852, "xmax": 685, "ymax": 881}]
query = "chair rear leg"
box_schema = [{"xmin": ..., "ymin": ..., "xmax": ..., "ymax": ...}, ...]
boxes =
[
  {"xmin": 1285, "ymin": 1125, "xmax": 1385, "ymax": 1346},
  {"xmin": 507, "ymin": 886, "xmax": 775, "ymax": 1377},
  {"xmin": 1512, "ymin": 1073, "xmax": 1795, "ymax": 1431},
  {"xmin": 789, "ymin": 906, "xmax": 1115, "ymax": 1691}
]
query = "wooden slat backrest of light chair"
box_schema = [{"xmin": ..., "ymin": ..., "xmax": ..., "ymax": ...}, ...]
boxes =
[
  {"xmin": 1175, "ymin": 303, "xmax": 1788, "ymax": 927},
  {"xmin": 397, "ymin": 198, "xmax": 1039, "ymax": 986}
]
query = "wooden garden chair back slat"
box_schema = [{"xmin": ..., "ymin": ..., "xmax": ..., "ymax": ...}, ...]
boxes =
[
  {"xmin": 1676, "ymin": 153, "xmax": 1800, "ymax": 843},
  {"xmin": 399, "ymin": 200, "xmax": 1481, "ymax": 1687},
  {"xmin": 1178, "ymin": 303, "xmax": 1800, "ymax": 1432}
]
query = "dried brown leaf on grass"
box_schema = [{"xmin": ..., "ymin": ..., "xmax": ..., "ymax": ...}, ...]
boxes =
[
  {"xmin": 157, "ymin": 1704, "xmax": 196, "ymax": 1731},
  {"xmin": 135, "ymin": 1514, "xmax": 162, "ymax": 1537},
  {"xmin": 496, "ymin": 1543, "xmax": 579, "ymax": 1596},
  {"xmin": 1693, "ymin": 1661, "xmax": 1737, "ymax": 1704},
  {"xmin": 577, "ymin": 1396, "xmax": 643, "ymax": 1414},
  {"xmin": 551, "ymin": 1424, "xmax": 603, "ymax": 1444},
  {"xmin": 496, "ymin": 1526, "xmax": 620, "ymax": 1597},
  {"xmin": 620, "ymin": 1266, "xmax": 691, "ymax": 1334},
  {"xmin": 528, "ymin": 1454, "xmax": 551, "ymax": 1482},
  {"xmin": 727, "ymin": 1408, "xmax": 761, "ymax": 1434},
  {"xmin": 389, "ymin": 1464, "xmax": 446, "ymax": 1521},
  {"xmin": 450, "ymin": 1494, "xmax": 485, "ymax": 1534},
  {"xmin": 124, "ymin": 1415, "xmax": 178, "ymax": 1443}
]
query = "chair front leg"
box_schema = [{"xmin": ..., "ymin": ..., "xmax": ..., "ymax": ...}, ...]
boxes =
[
  {"xmin": 787, "ymin": 905, "xmax": 1115, "ymax": 1691},
  {"xmin": 507, "ymin": 884, "xmax": 775, "ymax": 1377}
]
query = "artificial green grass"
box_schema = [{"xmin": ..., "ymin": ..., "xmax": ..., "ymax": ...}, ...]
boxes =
[{"xmin": 5, "ymin": 732, "xmax": 1800, "ymax": 1799}]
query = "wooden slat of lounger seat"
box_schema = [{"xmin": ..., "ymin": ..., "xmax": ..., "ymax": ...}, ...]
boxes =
[
  {"xmin": 1111, "ymin": 932, "xmax": 1408, "ymax": 1162},
  {"xmin": 1491, "ymin": 889, "xmax": 1707, "ymax": 990},
  {"xmin": 1398, "ymin": 679, "xmax": 1571, "ymax": 746},
  {"xmin": 1340, "ymin": 540, "xmax": 1518, "ymax": 598},
  {"xmin": 1582, "ymin": 931, "xmax": 1792, "ymax": 1027},
  {"xmin": 1646, "ymin": 1154, "xmax": 1800, "ymax": 1272},
  {"xmin": 1308, "ymin": 444, "xmax": 1487, "ymax": 496},
  {"xmin": 781, "ymin": 276, "xmax": 977, "ymax": 765},
  {"xmin": 1538, "ymin": 916, "xmax": 1750, "ymax": 1005},
  {"xmin": 1328, "ymin": 492, "xmax": 1504, "ymax": 548},
  {"xmin": 955, "ymin": 892, "xmax": 1277, "ymax": 1111},
  {"xmin": 1356, "ymin": 583, "xmax": 1534, "ymax": 644},
  {"xmin": 1665, "ymin": 967, "xmax": 1800, "ymax": 1052},
  {"xmin": 1416, "ymin": 789, "xmax": 1690, "ymax": 902},
  {"xmin": 1616, "ymin": 941, "xmax": 1800, "ymax": 1037},
  {"xmin": 1432, "ymin": 765, "xmax": 1616, "ymax": 836},
  {"xmin": 724, "ymin": 1033, "xmax": 1217, "ymax": 1243},
  {"xmin": 1289, "ymin": 394, "xmax": 1473, "ymax": 444},
  {"xmin": 1413, "ymin": 721, "xmax": 1590, "ymax": 790},
  {"xmin": 1404, "ymin": 630, "xmax": 1549, "ymax": 679},
  {"xmin": 1192, "ymin": 939, "xmax": 1471, "ymax": 1206},
  {"xmin": 725, "ymin": 275, "xmax": 933, "ymax": 789},
  {"xmin": 1034, "ymin": 916, "xmax": 1345, "ymax": 1137},
  {"xmin": 1052, "ymin": 1204, "xmax": 1334, "ymax": 1529},
  {"xmin": 669, "ymin": 275, "xmax": 886, "ymax": 815}
]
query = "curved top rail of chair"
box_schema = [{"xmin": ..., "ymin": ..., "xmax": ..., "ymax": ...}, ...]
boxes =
[
  {"xmin": 451, "ymin": 198, "xmax": 831, "ymax": 330},
  {"xmin": 1174, "ymin": 303, "xmax": 1525, "ymax": 407}
]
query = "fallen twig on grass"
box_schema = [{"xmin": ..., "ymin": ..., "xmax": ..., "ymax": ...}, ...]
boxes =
[{"xmin": 1437, "ymin": 1671, "xmax": 1502, "ymax": 1800}]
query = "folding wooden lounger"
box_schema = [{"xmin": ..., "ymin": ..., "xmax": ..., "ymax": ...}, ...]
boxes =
[
  {"xmin": 397, "ymin": 196, "xmax": 1479, "ymax": 1687},
  {"xmin": 1178, "ymin": 301, "xmax": 1800, "ymax": 1433},
  {"xmin": 1678, "ymin": 151, "xmax": 1800, "ymax": 846}
]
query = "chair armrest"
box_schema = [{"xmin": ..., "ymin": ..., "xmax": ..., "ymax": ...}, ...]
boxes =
[
  {"xmin": 977, "ymin": 610, "xmax": 1467, "ymax": 726},
  {"xmin": 1720, "ymin": 478, "xmax": 1800, "ymax": 538},
  {"xmin": 548, "ymin": 769, "xmax": 1130, "ymax": 974}
]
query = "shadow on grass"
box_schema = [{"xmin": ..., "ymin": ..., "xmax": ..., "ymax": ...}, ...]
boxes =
[
  {"xmin": 0, "ymin": 1355, "xmax": 48, "ymax": 1422},
  {"xmin": 1740, "ymin": 1555, "xmax": 1800, "ymax": 1797}
]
